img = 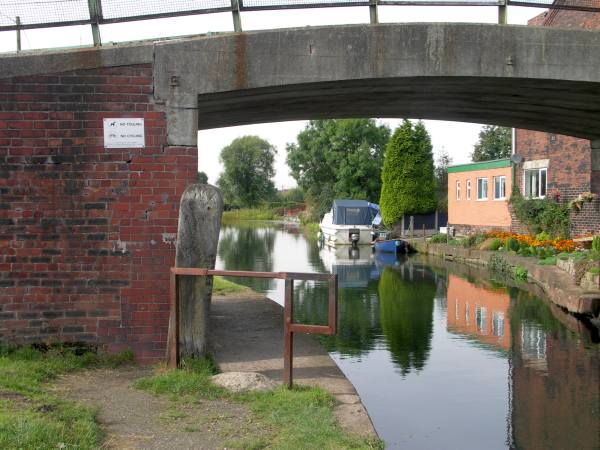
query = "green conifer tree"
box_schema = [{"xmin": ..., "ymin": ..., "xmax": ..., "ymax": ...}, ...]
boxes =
[{"xmin": 379, "ymin": 120, "xmax": 437, "ymax": 225}]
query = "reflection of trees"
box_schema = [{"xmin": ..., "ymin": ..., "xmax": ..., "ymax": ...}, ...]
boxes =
[
  {"xmin": 378, "ymin": 265, "xmax": 436, "ymax": 376},
  {"xmin": 217, "ymin": 224, "xmax": 276, "ymax": 292},
  {"xmin": 294, "ymin": 278, "xmax": 382, "ymax": 358}
]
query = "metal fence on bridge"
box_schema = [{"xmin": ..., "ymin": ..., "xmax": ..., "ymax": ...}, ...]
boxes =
[{"xmin": 1, "ymin": 0, "xmax": 599, "ymax": 49}]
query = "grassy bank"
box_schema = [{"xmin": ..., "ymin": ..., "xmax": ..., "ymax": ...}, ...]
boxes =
[
  {"xmin": 213, "ymin": 276, "xmax": 254, "ymax": 296},
  {"xmin": 136, "ymin": 358, "xmax": 382, "ymax": 450},
  {"xmin": 0, "ymin": 344, "xmax": 132, "ymax": 449},
  {"xmin": 301, "ymin": 221, "xmax": 320, "ymax": 239},
  {"xmin": 222, "ymin": 208, "xmax": 283, "ymax": 224}
]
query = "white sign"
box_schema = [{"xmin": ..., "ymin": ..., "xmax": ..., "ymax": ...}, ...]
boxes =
[{"xmin": 103, "ymin": 118, "xmax": 145, "ymax": 148}]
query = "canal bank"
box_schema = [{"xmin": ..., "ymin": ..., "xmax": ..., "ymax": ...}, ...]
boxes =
[{"xmin": 411, "ymin": 240, "xmax": 600, "ymax": 326}]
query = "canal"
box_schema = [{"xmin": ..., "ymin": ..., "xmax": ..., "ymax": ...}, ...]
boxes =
[{"xmin": 216, "ymin": 221, "xmax": 600, "ymax": 450}]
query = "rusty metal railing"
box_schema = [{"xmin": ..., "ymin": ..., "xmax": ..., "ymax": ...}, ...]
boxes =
[{"xmin": 167, "ymin": 267, "xmax": 338, "ymax": 388}]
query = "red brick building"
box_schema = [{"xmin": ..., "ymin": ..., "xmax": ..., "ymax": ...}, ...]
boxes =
[{"xmin": 513, "ymin": 9, "xmax": 600, "ymax": 237}]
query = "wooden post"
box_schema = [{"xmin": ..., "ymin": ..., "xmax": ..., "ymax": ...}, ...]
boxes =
[
  {"xmin": 434, "ymin": 210, "xmax": 439, "ymax": 233},
  {"xmin": 166, "ymin": 184, "xmax": 223, "ymax": 364},
  {"xmin": 423, "ymin": 223, "xmax": 426, "ymax": 239},
  {"xmin": 401, "ymin": 215, "xmax": 405, "ymax": 237},
  {"xmin": 410, "ymin": 216, "xmax": 414, "ymax": 238}
]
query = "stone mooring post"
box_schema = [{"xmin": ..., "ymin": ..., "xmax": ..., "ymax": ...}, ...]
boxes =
[{"xmin": 167, "ymin": 184, "xmax": 223, "ymax": 362}]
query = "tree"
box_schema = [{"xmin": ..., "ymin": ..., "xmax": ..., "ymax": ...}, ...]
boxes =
[
  {"xmin": 434, "ymin": 149, "xmax": 452, "ymax": 212},
  {"xmin": 217, "ymin": 136, "xmax": 276, "ymax": 208},
  {"xmin": 379, "ymin": 120, "xmax": 437, "ymax": 226},
  {"xmin": 286, "ymin": 119, "xmax": 390, "ymax": 220},
  {"xmin": 197, "ymin": 171, "xmax": 208, "ymax": 184},
  {"xmin": 471, "ymin": 125, "xmax": 511, "ymax": 162}
]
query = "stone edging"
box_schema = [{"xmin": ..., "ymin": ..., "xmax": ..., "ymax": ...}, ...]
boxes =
[{"xmin": 411, "ymin": 241, "xmax": 600, "ymax": 319}]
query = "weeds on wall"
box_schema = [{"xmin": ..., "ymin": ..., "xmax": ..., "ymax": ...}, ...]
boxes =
[{"xmin": 509, "ymin": 188, "xmax": 570, "ymax": 238}]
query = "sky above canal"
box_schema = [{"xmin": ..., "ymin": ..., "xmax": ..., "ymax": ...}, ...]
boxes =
[{"xmin": 0, "ymin": 4, "xmax": 542, "ymax": 188}]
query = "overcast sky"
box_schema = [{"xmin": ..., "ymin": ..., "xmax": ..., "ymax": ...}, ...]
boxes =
[{"xmin": 0, "ymin": 4, "xmax": 542, "ymax": 188}]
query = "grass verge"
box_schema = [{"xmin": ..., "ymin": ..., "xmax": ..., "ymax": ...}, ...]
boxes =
[
  {"xmin": 213, "ymin": 276, "xmax": 254, "ymax": 296},
  {"xmin": 222, "ymin": 208, "xmax": 283, "ymax": 224},
  {"xmin": 136, "ymin": 357, "xmax": 383, "ymax": 450},
  {"xmin": 0, "ymin": 344, "xmax": 132, "ymax": 450}
]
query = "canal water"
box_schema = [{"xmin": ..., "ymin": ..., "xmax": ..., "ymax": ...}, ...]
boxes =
[{"xmin": 216, "ymin": 221, "xmax": 600, "ymax": 450}]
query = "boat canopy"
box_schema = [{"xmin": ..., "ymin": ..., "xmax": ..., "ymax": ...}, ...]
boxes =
[{"xmin": 331, "ymin": 199, "xmax": 380, "ymax": 226}]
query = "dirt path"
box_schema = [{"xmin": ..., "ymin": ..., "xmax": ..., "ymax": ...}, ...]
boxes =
[{"xmin": 52, "ymin": 366, "xmax": 263, "ymax": 450}]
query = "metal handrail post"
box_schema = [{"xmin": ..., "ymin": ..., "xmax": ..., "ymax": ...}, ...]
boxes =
[
  {"xmin": 498, "ymin": 0, "xmax": 507, "ymax": 24},
  {"xmin": 167, "ymin": 268, "xmax": 338, "ymax": 389},
  {"xmin": 231, "ymin": 0, "xmax": 242, "ymax": 32},
  {"xmin": 87, "ymin": 0, "xmax": 102, "ymax": 46},
  {"xmin": 15, "ymin": 17, "xmax": 21, "ymax": 52},
  {"xmin": 369, "ymin": 0, "xmax": 379, "ymax": 24},
  {"xmin": 284, "ymin": 278, "xmax": 294, "ymax": 387}
]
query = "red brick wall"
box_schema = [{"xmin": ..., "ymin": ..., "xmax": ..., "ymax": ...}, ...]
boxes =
[
  {"xmin": 516, "ymin": 9, "xmax": 600, "ymax": 237},
  {"xmin": 0, "ymin": 65, "xmax": 197, "ymax": 362},
  {"xmin": 514, "ymin": 130, "xmax": 591, "ymax": 197}
]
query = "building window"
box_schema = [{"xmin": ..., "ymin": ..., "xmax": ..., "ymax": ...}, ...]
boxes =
[
  {"xmin": 477, "ymin": 178, "xmax": 488, "ymax": 200},
  {"xmin": 476, "ymin": 305, "xmax": 487, "ymax": 334},
  {"xmin": 466, "ymin": 180, "xmax": 471, "ymax": 200},
  {"xmin": 494, "ymin": 176, "xmax": 506, "ymax": 200},
  {"xmin": 492, "ymin": 312, "xmax": 505, "ymax": 337},
  {"xmin": 524, "ymin": 168, "xmax": 547, "ymax": 198},
  {"xmin": 456, "ymin": 181, "xmax": 461, "ymax": 200}
]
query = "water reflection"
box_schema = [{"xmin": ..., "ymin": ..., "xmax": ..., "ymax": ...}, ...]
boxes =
[
  {"xmin": 218, "ymin": 223, "xmax": 276, "ymax": 292},
  {"xmin": 216, "ymin": 223, "xmax": 600, "ymax": 449},
  {"xmin": 378, "ymin": 266, "xmax": 435, "ymax": 376}
]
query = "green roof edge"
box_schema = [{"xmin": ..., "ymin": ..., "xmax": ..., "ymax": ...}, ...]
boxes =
[{"xmin": 448, "ymin": 158, "xmax": 511, "ymax": 173}]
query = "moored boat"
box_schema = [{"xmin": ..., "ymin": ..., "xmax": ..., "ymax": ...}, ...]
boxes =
[
  {"xmin": 319, "ymin": 199, "xmax": 380, "ymax": 247},
  {"xmin": 374, "ymin": 238, "xmax": 407, "ymax": 254}
]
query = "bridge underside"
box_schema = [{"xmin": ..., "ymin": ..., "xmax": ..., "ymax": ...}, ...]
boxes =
[{"xmin": 196, "ymin": 77, "xmax": 600, "ymax": 139}]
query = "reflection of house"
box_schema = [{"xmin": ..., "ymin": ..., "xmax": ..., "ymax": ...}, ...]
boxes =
[
  {"xmin": 446, "ymin": 274, "xmax": 510, "ymax": 350},
  {"xmin": 511, "ymin": 322, "xmax": 600, "ymax": 450}
]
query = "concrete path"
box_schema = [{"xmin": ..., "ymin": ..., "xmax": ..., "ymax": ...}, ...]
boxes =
[{"xmin": 210, "ymin": 294, "xmax": 378, "ymax": 438}]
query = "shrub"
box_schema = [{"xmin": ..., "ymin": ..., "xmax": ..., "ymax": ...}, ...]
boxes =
[
  {"xmin": 592, "ymin": 236, "xmax": 600, "ymax": 253},
  {"xmin": 518, "ymin": 246, "xmax": 533, "ymax": 257},
  {"xmin": 538, "ymin": 256, "xmax": 557, "ymax": 266},
  {"xmin": 536, "ymin": 231, "xmax": 551, "ymax": 242},
  {"xmin": 514, "ymin": 266, "xmax": 528, "ymax": 280},
  {"xmin": 510, "ymin": 188, "xmax": 570, "ymax": 238},
  {"xmin": 505, "ymin": 237, "xmax": 520, "ymax": 252},
  {"xmin": 429, "ymin": 233, "xmax": 448, "ymax": 244},
  {"xmin": 490, "ymin": 238, "xmax": 503, "ymax": 251},
  {"xmin": 588, "ymin": 266, "xmax": 600, "ymax": 275}
]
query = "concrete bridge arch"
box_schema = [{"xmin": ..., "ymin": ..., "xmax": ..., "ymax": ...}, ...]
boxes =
[{"xmin": 149, "ymin": 23, "xmax": 600, "ymax": 144}]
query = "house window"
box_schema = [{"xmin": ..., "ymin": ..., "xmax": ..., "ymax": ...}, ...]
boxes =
[
  {"xmin": 492, "ymin": 312, "xmax": 505, "ymax": 337},
  {"xmin": 524, "ymin": 168, "xmax": 547, "ymax": 198},
  {"xmin": 477, "ymin": 178, "xmax": 488, "ymax": 200},
  {"xmin": 466, "ymin": 180, "xmax": 471, "ymax": 200},
  {"xmin": 456, "ymin": 181, "xmax": 461, "ymax": 200},
  {"xmin": 476, "ymin": 305, "xmax": 487, "ymax": 334},
  {"xmin": 494, "ymin": 176, "xmax": 506, "ymax": 200}
]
